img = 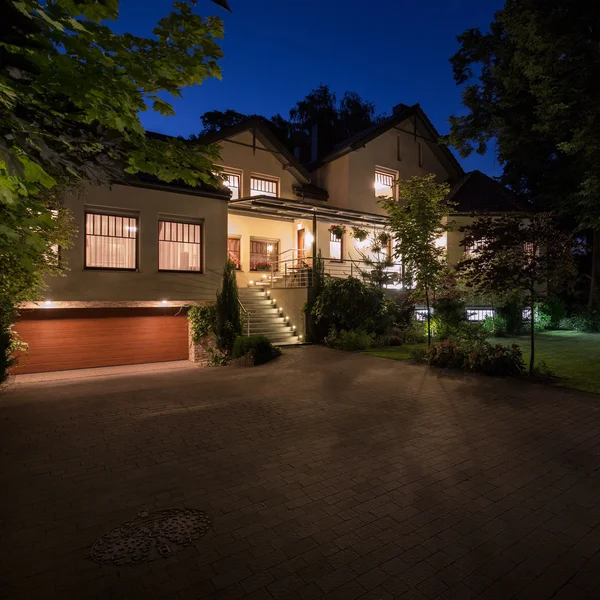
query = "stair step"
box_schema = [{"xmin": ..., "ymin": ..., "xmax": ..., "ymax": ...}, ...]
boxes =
[{"xmin": 250, "ymin": 325, "xmax": 292, "ymax": 335}]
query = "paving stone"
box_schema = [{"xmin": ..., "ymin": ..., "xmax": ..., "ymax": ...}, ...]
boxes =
[{"xmin": 2, "ymin": 347, "xmax": 600, "ymax": 600}]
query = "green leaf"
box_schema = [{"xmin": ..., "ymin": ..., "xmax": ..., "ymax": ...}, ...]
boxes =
[{"xmin": 151, "ymin": 97, "xmax": 176, "ymax": 117}]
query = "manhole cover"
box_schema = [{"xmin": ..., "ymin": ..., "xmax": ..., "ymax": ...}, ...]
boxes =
[{"xmin": 91, "ymin": 508, "xmax": 211, "ymax": 565}]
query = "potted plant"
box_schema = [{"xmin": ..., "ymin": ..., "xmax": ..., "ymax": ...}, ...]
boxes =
[
  {"xmin": 329, "ymin": 224, "xmax": 347, "ymax": 239},
  {"xmin": 377, "ymin": 232, "xmax": 391, "ymax": 246},
  {"xmin": 351, "ymin": 226, "xmax": 369, "ymax": 242}
]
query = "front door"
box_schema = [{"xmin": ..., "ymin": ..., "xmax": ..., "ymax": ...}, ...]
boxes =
[{"xmin": 297, "ymin": 228, "xmax": 305, "ymax": 263}]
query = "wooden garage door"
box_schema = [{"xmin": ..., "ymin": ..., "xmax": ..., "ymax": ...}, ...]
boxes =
[{"xmin": 12, "ymin": 308, "xmax": 188, "ymax": 374}]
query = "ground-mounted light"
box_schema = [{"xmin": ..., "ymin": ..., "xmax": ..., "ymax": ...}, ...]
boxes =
[
  {"xmin": 298, "ymin": 334, "xmax": 303, "ymax": 340},
  {"xmin": 249, "ymin": 280, "xmax": 254, "ymax": 285},
  {"xmin": 161, "ymin": 300, "xmax": 169, "ymax": 305},
  {"xmin": 44, "ymin": 300, "xmax": 52, "ymax": 306}
]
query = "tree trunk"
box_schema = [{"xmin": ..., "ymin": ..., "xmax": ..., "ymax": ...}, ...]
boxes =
[
  {"xmin": 589, "ymin": 229, "xmax": 600, "ymax": 310},
  {"xmin": 529, "ymin": 290, "xmax": 535, "ymax": 376},
  {"xmin": 425, "ymin": 284, "xmax": 432, "ymax": 347}
]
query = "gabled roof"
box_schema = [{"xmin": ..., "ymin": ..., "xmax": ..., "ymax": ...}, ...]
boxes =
[
  {"xmin": 195, "ymin": 117, "xmax": 313, "ymax": 185},
  {"xmin": 447, "ymin": 170, "xmax": 528, "ymax": 213},
  {"xmin": 310, "ymin": 104, "xmax": 464, "ymax": 181}
]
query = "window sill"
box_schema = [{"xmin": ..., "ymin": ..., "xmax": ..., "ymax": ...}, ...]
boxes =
[
  {"xmin": 84, "ymin": 267, "xmax": 138, "ymax": 272},
  {"xmin": 158, "ymin": 269, "xmax": 204, "ymax": 274}
]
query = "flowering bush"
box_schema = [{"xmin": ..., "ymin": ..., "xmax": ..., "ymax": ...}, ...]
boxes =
[
  {"xmin": 252, "ymin": 261, "xmax": 271, "ymax": 271},
  {"xmin": 328, "ymin": 224, "xmax": 347, "ymax": 239},
  {"xmin": 427, "ymin": 339, "xmax": 524, "ymax": 376}
]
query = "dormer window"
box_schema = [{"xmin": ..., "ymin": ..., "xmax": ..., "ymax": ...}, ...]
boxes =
[
  {"xmin": 375, "ymin": 170, "xmax": 395, "ymax": 199},
  {"xmin": 251, "ymin": 176, "xmax": 278, "ymax": 198},
  {"xmin": 223, "ymin": 172, "xmax": 240, "ymax": 200}
]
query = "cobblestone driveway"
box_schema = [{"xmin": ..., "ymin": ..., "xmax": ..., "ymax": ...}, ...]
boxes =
[{"xmin": 2, "ymin": 347, "xmax": 600, "ymax": 600}]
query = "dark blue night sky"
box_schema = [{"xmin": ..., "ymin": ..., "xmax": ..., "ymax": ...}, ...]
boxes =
[{"xmin": 116, "ymin": 0, "xmax": 503, "ymax": 176}]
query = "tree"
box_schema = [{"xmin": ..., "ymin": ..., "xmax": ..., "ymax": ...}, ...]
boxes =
[
  {"xmin": 457, "ymin": 212, "xmax": 577, "ymax": 375},
  {"xmin": 381, "ymin": 174, "xmax": 453, "ymax": 345},
  {"xmin": 197, "ymin": 109, "xmax": 249, "ymax": 133},
  {"xmin": 351, "ymin": 229, "xmax": 396, "ymax": 288},
  {"xmin": 337, "ymin": 92, "xmax": 378, "ymax": 141},
  {"xmin": 448, "ymin": 0, "xmax": 600, "ymax": 308},
  {"xmin": 1, "ymin": 0, "xmax": 227, "ymax": 377},
  {"xmin": 215, "ymin": 260, "xmax": 242, "ymax": 352}
]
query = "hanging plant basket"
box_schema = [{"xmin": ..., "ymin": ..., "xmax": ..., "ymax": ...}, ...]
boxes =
[
  {"xmin": 351, "ymin": 227, "xmax": 369, "ymax": 242},
  {"xmin": 329, "ymin": 224, "xmax": 347, "ymax": 239},
  {"xmin": 377, "ymin": 232, "xmax": 391, "ymax": 246}
]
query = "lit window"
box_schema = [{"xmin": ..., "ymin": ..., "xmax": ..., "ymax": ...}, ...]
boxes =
[
  {"xmin": 465, "ymin": 238, "xmax": 486, "ymax": 256},
  {"xmin": 159, "ymin": 220, "xmax": 202, "ymax": 272},
  {"xmin": 223, "ymin": 173, "xmax": 240, "ymax": 200},
  {"xmin": 85, "ymin": 213, "xmax": 137, "ymax": 270},
  {"xmin": 375, "ymin": 171, "xmax": 395, "ymax": 199},
  {"xmin": 329, "ymin": 230, "xmax": 343, "ymax": 261},
  {"xmin": 250, "ymin": 239, "xmax": 278, "ymax": 271},
  {"xmin": 228, "ymin": 237, "xmax": 241, "ymax": 270},
  {"xmin": 250, "ymin": 177, "xmax": 278, "ymax": 197}
]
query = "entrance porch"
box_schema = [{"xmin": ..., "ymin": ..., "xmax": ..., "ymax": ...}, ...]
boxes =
[{"xmin": 227, "ymin": 195, "xmax": 404, "ymax": 290}]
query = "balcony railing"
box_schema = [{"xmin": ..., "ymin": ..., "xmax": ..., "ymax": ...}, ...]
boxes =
[{"xmin": 252, "ymin": 249, "xmax": 406, "ymax": 289}]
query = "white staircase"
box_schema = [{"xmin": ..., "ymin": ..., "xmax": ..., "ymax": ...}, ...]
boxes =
[{"xmin": 238, "ymin": 287, "xmax": 299, "ymax": 346}]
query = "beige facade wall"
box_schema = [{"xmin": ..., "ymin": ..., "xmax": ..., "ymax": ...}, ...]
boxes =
[
  {"xmin": 271, "ymin": 288, "xmax": 308, "ymax": 340},
  {"xmin": 217, "ymin": 131, "xmax": 305, "ymax": 199},
  {"xmin": 312, "ymin": 115, "xmax": 454, "ymax": 216},
  {"xmin": 228, "ymin": 213, "xmax": 296, "ymax": 286},
  {"xmin": 447, "ymin": 216, "xmax": 471, "ymax": 266},
  {"xmin": 311, "ymin": 155, "xmax": 350, "ymax": 209},
  {"xmin": 45, "ymin": 183, "xmax": 228, "ymax": 303}
]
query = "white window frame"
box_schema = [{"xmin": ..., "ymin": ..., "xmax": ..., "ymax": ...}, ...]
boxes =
[
  {"xmin": 329, "ymin": 229, "xmax": 343, "ymax": 261},
  {"xmin": 222, "ymin": 170, "xmax": 241, "ymax": 200},
  {"xmin": 250, "ymin": 176, "xmax": 278, "ymax": 198},
  {"xmin": 374, "ymin": 169, "xmax": 397, "ymax": 200}
]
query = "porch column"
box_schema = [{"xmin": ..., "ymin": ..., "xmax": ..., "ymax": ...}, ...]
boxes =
[{"xmin": 312, "ymin": 213, "xmax": 317, "ymax": 261}]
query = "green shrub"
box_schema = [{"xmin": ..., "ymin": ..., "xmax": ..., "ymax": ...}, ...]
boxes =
[
  {"xmin": 449, "ymin": 321, "xmax": 488, "ymax": 345},
  {"xmin": 536, "ymin": 296, "xmax": 566, "ymax": 330},
  {"xmin": 231, "ymin": 335, "xmax": 282, "ymax": 365},
  {"xmin": 389, "ymin": 291, "xmax": 414, "ymax": 329},
  {"xmin": 496, "ymin": 299, "xmax": 524, "ymax": 335},
  {"xmin": 431, "ymin": 298, "xmax": 467, "ymax": 340},
  {"xmin": 409, "ymin": 347, "xmax": 428, "ymax": 362},
  {"xmin": 1, "ymin": 327, "xmax": 15, "ymax": 385},
  {"xmin": 401, "ymin": 320, "xmax": 426, "ymax": 344},
  {"xmin": 482, "ymin": 314, "xmax": 508, "ymax": 337},
  {"xmin": 566, "ymin": 308, "xmax": 600, "ymax": 333},
  {"xmin": 188, "ymin": 304, "xmax": 217, "ymax": 343},
  {"xmin": 326, "ymin": 327, "xmax": 374, "ymax": 352},
  {"xmin": 427, "ymin": 339, "xmax": 524, "ymax": 376},
  {"xmin": 312, "ymin": 277, "xmax": 392, "ymax": 335}
]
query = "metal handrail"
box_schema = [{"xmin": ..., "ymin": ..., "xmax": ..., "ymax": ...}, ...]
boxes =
[
  {"xmin": 238, "ymin": 298, "xmax": 251, "ymax": 335},
  {"xmin": 267, "ymin": 255, "xmax": 405, "ymax": 289}
]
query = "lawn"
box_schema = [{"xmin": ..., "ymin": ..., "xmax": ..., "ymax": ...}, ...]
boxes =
[{"xmin": 365, "ymin": 331, "xmax": 600, "ymax": 394}]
